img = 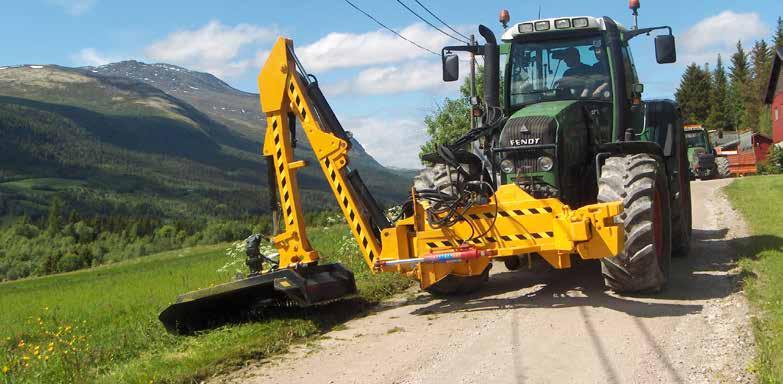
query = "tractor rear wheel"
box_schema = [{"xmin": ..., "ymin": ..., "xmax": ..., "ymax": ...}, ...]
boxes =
[
  {"xmin": 598, "ymin": 154, "xmax": 672, "ymax": 293},
  {"xmin": 412, "ymin": 163, "xmax": 461, "ymax": 197},
  {"xmin": 716, "ymin": 157, "xmax": 730, "ymax": 178}
]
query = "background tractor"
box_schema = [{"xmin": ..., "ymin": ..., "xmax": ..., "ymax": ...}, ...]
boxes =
[{"xmin": 684, "ymin": 124, "xmax": 730, "ymax": 179}]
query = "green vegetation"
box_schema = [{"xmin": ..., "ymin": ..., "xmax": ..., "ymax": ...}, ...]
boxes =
[
  {"xmin": 0, "ymin": 64, "xmax": 416, "ymax": 281},
  {"xmin": 419, "ymin": 66, "xmax": 483, "ymax": 157},
  {"xmin": 725, "ymin": 176, "xmax": 783, "ymax": 382},
  {"xmin": 676, "ymin": 18, "xmax": 782, "ymax": 135},
  {"xmin": 0, "ymin": 225, "xmax": 412, "ymax": 384},
  {"xmin": 0, "ymin": 196, "xmax": 354, "ymax": 281}
]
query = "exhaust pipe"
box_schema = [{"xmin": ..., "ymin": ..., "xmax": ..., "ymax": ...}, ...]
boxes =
[{"xmin": 479, "ymin": 25, "xmax": 499, "ymax": 111}]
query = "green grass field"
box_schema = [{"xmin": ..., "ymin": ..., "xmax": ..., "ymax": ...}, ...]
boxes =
[
  {"xmin": 0, "ymin": 225, "xmax": 411, "ymax": 383},
  {"xmin": 0, "ymin": 178, "xmax": 87, "ymax": 192},
  {"xmin": 725, "ymin": 175, "xmax": 783, "ymax": 383}
]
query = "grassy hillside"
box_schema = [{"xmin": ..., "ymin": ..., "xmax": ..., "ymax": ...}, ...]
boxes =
[
  {"xmin": 0, "ymin": 225, "xmax": 411, "ymax": 383},
  {"xmin": 0, "ymin": 65, "xmax": 413, "ymax": 216},
  {"xmin": 83, "ymin": 61, "xmax": 398, "ymax": 181},
  {"xmin": 725, "ymin": 175, "xmax": 783, "ymax": 383},
  {"xmin": 0, "ymin": 64, "xmax": 415, "ymax": 281}
]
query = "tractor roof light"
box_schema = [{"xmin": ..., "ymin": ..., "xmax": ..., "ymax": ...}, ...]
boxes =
[
  {"xmin": 518, "ymin": 23, "xmax": 534, "ymax": 33},
  {"xmin": 572, "ymin": 17, "xmax": 589, "ymax": 28},
  {"xmin": 499, "ymin": 9, "xmax": 510, "ymax": 28},
  {"xmin": 534, "ymin": 21, "xmax": 551, "ymax": 32},
  {"xmin": 629, "ymin": 0, "xmax": 640, "ymax": 11},
  {"xmin": 554, "ymin": 18, "xmax": 571, "ymax": 29}
]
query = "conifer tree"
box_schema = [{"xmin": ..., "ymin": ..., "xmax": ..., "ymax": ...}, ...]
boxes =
[
  {"xmin": 675, "ymin": 63, "xmax": 712, "ymax": 124},
  {"xmin": 706, "ymin": 55, "xmax": 730, "ymax": 134},
  {"xmin": 729, "ymin": 41, "xmax": 752, "ymax": 130},
  {"xmin": 775, "ymin": 16, "xmax": 783, "ymax": 52},
  {"xmin": 748, "ymin": 40, "xmax": 773, "ymax": 131},
  {"xmin": 47, "ymin": 197, "xmax": 63, "ymax": 235}
]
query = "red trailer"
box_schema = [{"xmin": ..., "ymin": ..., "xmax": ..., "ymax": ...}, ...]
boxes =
[{"xmin": 716, "ymin": 132, "xmax": 773, "ymax": 176}]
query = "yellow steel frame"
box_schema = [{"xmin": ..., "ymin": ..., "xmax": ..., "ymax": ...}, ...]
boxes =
[{"xmin": 259, "ymin": 37, "xmax": 624, "ymax": 290}]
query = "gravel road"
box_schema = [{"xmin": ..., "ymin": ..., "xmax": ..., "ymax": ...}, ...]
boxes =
[{"xmin": 214, "ymin": 179, "xmax": 756, "ymax": 384}]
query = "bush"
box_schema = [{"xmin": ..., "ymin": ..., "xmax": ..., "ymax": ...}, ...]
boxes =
[
  {"xmin": 760, "ymin": 145, "xmax": 783, "ymax": 175},
  {"xmin": 57, "ymin": 253, "xmax": 84, "ymax": 272},
  {"xmin": 13, "ymin": 223, "xmax": 40, "ymax": 239}
]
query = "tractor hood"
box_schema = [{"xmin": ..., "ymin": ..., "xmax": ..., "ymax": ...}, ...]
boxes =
[
  {"xmin": 499, "ymin": 101, "xmax": 578, "ymax": 149},
  {"xmin": 498, "ymin": 100, "xmax": 594, "ymax": 207}
]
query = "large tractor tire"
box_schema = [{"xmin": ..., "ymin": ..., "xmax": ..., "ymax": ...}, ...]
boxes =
[
  {"xmin": 716, "ymin": 156, "xmax": 730, "ymax": 178},
  {"xmin": 412, "ymin": 163, "xmax": 460, "ymax": 197},
  {"xmin": 598, "ymin": 154, "xmax": 672, "ymax": 293},
  {"xmin": 671, "ymin": 126, "xmax": 692, "ymax": 258},
  {"xmin": 413, "ymin": 164, "xmax": 488, "ymax": 295}
]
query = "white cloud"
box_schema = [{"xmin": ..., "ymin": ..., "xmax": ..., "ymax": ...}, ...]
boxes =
[
  {"xmin": 326, "ymin": 61, "xmax": 448, "ymax": 95},
  {"xmin": 71, "ymin": 48, "xmax": 119, "ymax": 66},
  {"xmin": 297, "ymin": 23, "xmax": 462, "ymax": 72},
  {"xmin": 325, "ymin": 54, "xmax": 473, "ymax": 96},
  {"xmin": 49, "ymin": 0, "xmax": 96, "ymax": 15},
  {"xmin": 680, "ymin": 11, "xmax": 770, "ymax": 65},
  {"xmin": 343, "ymin": 117, "xmax": 427, "ymax": 169},
  {"xmin": 144, "ymin": 20, "xmax": 276, "ymax": 78}
]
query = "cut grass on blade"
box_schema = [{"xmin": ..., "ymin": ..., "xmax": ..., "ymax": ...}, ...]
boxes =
[
  {"xmin": 0, "ymin": 225, "xmax": 412, "ymax": 384},
  {"xmin": 725, "ymin": 175, "xmax": 783, "ymax": 383}
]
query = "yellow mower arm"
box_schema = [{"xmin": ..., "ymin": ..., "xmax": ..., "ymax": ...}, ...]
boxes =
[
  {"xmin": 258, "ymin": 37, "xmax": 624, "ymax": 291},
  {"xmin": 260, "ymin": 37, "xmax": 384, "ymax": 270}
]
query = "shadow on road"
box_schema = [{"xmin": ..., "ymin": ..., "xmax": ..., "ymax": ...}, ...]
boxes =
[
  {"xmin": 182, "ymin": 228, "xmax": 783, "ymax": 336},
  {"xmin": 408, "ymin": 228, "xmax": 783, "ymax": 319}
]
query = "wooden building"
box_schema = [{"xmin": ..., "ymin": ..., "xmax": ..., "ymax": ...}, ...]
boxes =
[{"xmin": 765, "ymin": 48, "xmax": 783, "ymax": 144}]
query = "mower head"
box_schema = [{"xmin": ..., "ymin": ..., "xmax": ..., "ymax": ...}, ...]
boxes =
[{"xmin": 159, "ymin": 263, "xmax": 357, "ymax": 334}]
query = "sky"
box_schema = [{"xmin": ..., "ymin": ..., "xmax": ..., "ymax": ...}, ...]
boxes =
[{"xmin": 1, "ymin": 0, "xmax": 780, "ymax": 168}]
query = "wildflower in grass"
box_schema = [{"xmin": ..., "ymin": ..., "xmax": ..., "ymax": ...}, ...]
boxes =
[
  {"xmin": 17, "ymin": 340, "xmax": 24, "ymax": 348},
  {"xmin": 2, "ymin": 366, "xmax": 8, "ymax": 374}
]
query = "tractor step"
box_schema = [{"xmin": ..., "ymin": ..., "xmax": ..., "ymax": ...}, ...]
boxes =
[{"xmin": 158, "ymin": 263, "xmax": 357, "ymax": 334}]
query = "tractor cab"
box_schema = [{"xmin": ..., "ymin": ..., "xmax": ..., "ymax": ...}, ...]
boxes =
[{"xmin": 487, "ymin": 14, "xmax": 676, "ymax": 208}]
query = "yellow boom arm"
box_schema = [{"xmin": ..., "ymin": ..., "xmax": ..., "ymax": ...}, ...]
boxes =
[{"xmin": 259, "ymin": 37, "xmax": 624, "ymax": 290}]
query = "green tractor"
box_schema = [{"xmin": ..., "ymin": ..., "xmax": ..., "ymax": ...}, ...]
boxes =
[
  {"xmin": 684, "ymin": 125, "xmax": 730, "ymax": 179},
  {"xmin": 421, "ymin": 4, "xmax": 692, "ymax": 292}
]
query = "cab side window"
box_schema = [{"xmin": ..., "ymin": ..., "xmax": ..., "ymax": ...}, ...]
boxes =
[{"xmin": 620, "ymin": 45, "xmax": 637, "ymax": 99}]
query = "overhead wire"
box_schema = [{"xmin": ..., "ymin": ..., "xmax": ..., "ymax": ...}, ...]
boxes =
[
  {"xmin": 342, "ymin": 0, "xmax": 439, "ymax": 56},
  {"xmin": 394, "ymin": 0, "xmax": 469, "ymax": 44},
  {"xmin": 413, "ymin": 0, "xmax": 471, "ymax": 42}
]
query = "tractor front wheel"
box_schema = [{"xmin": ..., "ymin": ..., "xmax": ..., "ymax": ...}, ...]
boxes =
[
  {"xmin": 716, "ymin": 156, "xmax": 730, "ymax": 178},
  {"xmin": 598, "ymin": 154, "xmax": 672, "ymax": 293}
]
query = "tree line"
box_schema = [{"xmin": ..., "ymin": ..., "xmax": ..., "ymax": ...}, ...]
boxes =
[
  {"xmin": 676, "ymin": 17, "xmax": 783, "ymax": 135},
  {"xmin": 0, "ymin": 196, "xmax": 342, "ymax": 281}
]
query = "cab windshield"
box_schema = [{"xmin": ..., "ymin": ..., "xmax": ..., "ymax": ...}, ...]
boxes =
[
  {"xmin": 508, "ymin": 35, "xmax": 612, "ymax": 107},
  {"xmin": 685, "ymin": 131, "xmax": 708, "ymax": 148}
]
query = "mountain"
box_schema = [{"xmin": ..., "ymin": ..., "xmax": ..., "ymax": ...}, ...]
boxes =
[
  {"xmin": 0, "ymin": 63, "xmax": 411, "ymax": 221},
  {"xmin": 85, "ymin": 60, "xmax": 264, "ymax": 140},
  {"xmin": 84, "ymin": 60, "xmax": 385, "ymax": 169}
]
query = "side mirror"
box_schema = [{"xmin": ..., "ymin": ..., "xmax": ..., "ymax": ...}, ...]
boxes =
[
  {"xmin": 632, "ymin": 83, "xmax": 644, "ymax": 95},
  {"xmin": 442, "ymin": 54, "xmax": 459, "ymax": 82},
  {"xmin": 655, "ymin": 35, "xmax": 676, "ymax": 64}
]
